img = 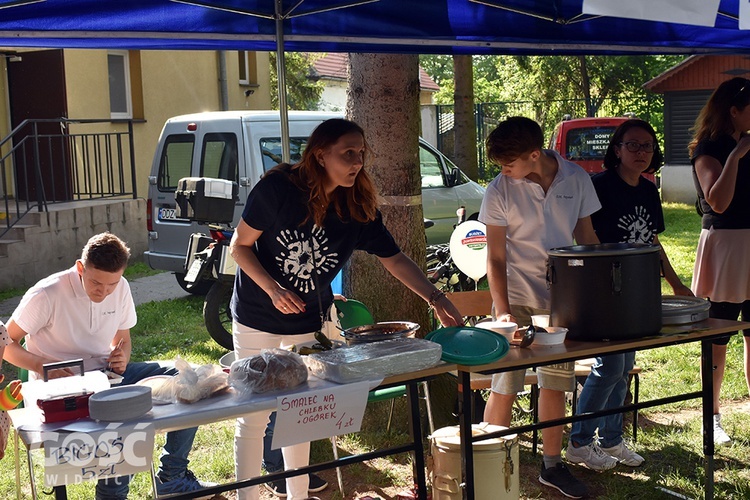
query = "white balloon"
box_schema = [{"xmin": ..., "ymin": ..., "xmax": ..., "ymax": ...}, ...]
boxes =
[{"xmin": 449, "ymin": 221, "xmax": 488, "ymax": 281}]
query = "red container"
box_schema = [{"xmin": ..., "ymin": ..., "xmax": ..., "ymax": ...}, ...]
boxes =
[{"xmin": 37, "ymin": 392, "xmax": 93, "ymax": 423}]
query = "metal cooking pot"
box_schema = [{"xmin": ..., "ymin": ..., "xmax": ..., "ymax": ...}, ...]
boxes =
[
  {"xmin": 547, "ymin": 243, "xmax": 661, "ymax": 341},
  {"xmin": 340, "ymin": 321, "xmax": 420, "ymax": 345}
]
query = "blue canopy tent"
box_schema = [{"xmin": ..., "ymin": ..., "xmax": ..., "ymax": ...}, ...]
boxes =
[
  {"xmin": 0, "ymin": 0, "xmax": 746, "ymax": 157},
  {"xmin": 0, "ymin": 0, "xmax": 746, "ymax": 54}
]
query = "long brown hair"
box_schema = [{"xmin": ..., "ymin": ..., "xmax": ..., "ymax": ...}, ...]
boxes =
[
  {"xmin": 688, "ymin": 77, "xmax": 750, "ymax": 157},
  {"xmin": 268, "ymin": 119, "xmax": 378, "ymax": 227}
]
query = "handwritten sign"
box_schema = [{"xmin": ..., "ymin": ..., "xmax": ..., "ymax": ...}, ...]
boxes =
[
  {"xmin": 42, "ymin": 422, "xmax": 155, "ymax": 486},
  {"xmin": 272, "ymin": 380, "xmax": 372, "ymax": 449}
]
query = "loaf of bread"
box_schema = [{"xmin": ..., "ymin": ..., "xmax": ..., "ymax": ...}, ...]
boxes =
[{"xmin": 229, "ymin": 348, "xmax": 308, "ymax": 395}]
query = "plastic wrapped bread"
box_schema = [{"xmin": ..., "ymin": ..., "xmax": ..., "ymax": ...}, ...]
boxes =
[
  {"xmin": 229, "ymin": 348, "xmax": 308, "ymax": 395},
  {"xmin": 303, "ymin": 338, "xmax": 442, "ymax": 383}
]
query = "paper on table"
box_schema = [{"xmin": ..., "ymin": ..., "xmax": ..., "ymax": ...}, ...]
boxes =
[{"xmin": 582, "ymin": 0, "xmax": 720, "ymax": 28}]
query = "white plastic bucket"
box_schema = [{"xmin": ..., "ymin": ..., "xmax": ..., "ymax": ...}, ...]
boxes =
[{"xmin": 430, "ymin": 422, "xmax": 519, "ymax": 500}]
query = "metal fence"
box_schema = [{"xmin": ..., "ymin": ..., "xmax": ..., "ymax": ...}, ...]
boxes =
[
  {"xmin": 0, "ymin": 118, "xmax": 137, "ymax": 238},
  {"xmin": 436, "ymin": 93, "xmax": 664, "ymax": 181}
]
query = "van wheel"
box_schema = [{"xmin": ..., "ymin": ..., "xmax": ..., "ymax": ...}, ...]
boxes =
[
  {"xmin": 204, "ymin": 282, "xmax": 234, "ymax": 350},
  {"xmin": 175, "ymin": 272, "xmax": 212, "ymax": 296}
]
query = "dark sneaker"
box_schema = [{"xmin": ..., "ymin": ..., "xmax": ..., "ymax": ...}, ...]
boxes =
[
  {"xmin": 264, "ymin": 474, "xmax": 328, "ymax": 497},
  {"xmin": 264, "ymin": 478, "xmax": 287, "ymax": 498},
  {"xmin": 156, "ymin": 470, "xmax": 217, "ymax": 497},
  {"xmin": 308, "ymin": 473, "xmax": 328, "ymax": 493},
  {"xmin": 538, "ymin": 462, "xmax": 588, "ymax": 499}
]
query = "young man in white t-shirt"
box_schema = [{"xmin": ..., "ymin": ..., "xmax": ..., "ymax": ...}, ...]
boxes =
[
  {"xmin": 4, "ymin": 232, "xmax": 214, "ymax": 500},
  {"xmin": 479, "ymin": 117, "xmax": 601, "ymax": 499}
]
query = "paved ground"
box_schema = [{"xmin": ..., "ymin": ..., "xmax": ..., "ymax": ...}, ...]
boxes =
[{"xmin": 0, "ymin": 272, "xmax": 189, "ymax": 324}]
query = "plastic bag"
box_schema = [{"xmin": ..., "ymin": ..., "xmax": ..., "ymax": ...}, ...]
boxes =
[
  {"xmin": 151, "ymin": 357, "xmax": 229, "ymax": 404},
  {"xmin": 229, "ymin": 348, "xmax": 308, "ymax": 396}
]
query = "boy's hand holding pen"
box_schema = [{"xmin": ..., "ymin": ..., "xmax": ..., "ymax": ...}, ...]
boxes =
[{"xmin": 106, "ymin": 338, "xmax": 127, "ymax": 374}]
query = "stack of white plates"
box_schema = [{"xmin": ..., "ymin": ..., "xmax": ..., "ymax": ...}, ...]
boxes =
[{"xmin": 88, "ymin": 385, "xmax": 153, "ymax": 421}]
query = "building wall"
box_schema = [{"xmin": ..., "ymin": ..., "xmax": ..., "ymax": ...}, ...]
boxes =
[{"xmin": 62, "ymin": 49, "xmax": 273, "ymax": 206}]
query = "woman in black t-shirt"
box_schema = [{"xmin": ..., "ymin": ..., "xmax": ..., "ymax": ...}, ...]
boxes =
[
  {"xmin": 689, "ymin": 77, "xmax": 750, "ymax": 446},
  {"xmin": 568, "ymin": 120, "xmax": 692, "ymax": 471},
  {"xmin": 228, "ymin": 118, "xmax": 462, "ymax": 500}
]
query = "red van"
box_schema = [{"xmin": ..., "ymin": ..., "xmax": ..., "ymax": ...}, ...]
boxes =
[{"xmin": 548, "ymin": 117, "xmax": 629, "ymax": 175}]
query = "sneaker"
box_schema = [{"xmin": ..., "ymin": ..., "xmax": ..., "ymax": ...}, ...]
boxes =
[
  {"xmin": 308, "ymin": 473, "xmax": 329, "ymax": 493},
  {"xmin": 264, "ymin": 474, "xmax": 328, "ymax": 497},
  {"xmin": 264, "ymin": 478, "xmax": 287, "ymax": 498},
  {"xmin": 156, "ymin": 470, "xmax": 217, "ymax": 497},
  {"xmin": 566, "ymin": 441, "xmax": 617, "ymax": 471},
  {"xmin": 712, "ymin": 413, "xmax": 732, "ymax": 445},
  {"xmin": 601, "ymin": 441, "xmax": 644, "ymax": 466},
  {"xmin": 538, "ymin": 462, "xmax": 589, "ymax": 499}
]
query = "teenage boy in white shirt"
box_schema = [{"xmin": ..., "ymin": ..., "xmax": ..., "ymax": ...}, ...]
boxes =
[{"xmin": 479, "ymin": 116, "xmax": 601, "ymax": 499}]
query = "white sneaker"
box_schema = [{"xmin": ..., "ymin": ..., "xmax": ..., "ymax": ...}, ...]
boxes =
[
  {"xmin": 566, "ymin": 441, "xmax": 617, "ymax": 471},
  {"xmin": 601, "ymin": 441, "xmax": 644, "ymax": 466},
  {"xmin": 712, "ymin": 414, "xmax": 732, "ymax": 445}
]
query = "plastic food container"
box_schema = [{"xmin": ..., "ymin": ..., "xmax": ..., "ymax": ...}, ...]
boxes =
[
  {"xmin": 532, "ymin": 326, "xmax": 568, "ymax": 346},
  {"xmin": 304, "ymin": 337, "xmax": 441, "ymax": 383}
]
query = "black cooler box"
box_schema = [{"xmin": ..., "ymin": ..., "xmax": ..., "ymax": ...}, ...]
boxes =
[{"xmin": 175, "ymin": 177, "xmax": 238, "ymax": 223}]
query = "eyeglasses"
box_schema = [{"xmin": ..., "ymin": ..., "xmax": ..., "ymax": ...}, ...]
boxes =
[{"xmin": 619, "ymin": 141, "xmax": 656, "ymax": 153}]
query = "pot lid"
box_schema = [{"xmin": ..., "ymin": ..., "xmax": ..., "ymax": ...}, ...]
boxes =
[
  {"xmin": 426, "ymin": 326, "xmax": 509, "ymax": 366},
  {"xmin": 548, "ymin": 242, "xmax": 660, "ymax": 257},
  {"xmin": 662, "ymin": 295, "xmax": 711, "ymax": 325}
]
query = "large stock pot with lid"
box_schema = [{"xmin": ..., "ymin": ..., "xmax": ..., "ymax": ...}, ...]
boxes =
[{"xmin": 546, "ymin": 243, "xmax": 662, "ymax": 342}]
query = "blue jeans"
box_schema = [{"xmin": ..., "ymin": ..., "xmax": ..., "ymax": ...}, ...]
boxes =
[
  {"xmin": 95, "ymin": 362, "xmax": 198, "ymax": 500},
  {"xmin": 569, "ymin": 352, "xmax": 635, "ymax": 449},
  {"xmin": 263, "ymin": 412, "xmax": 284, "ymax": 473}
]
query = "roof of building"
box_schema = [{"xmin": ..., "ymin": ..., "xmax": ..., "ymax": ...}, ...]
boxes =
[
  {"xmin": 644, "ymin": 55, "xmax": 750, "ymax": 93},
  {"xmin": 312, "ymin": 53, "xmax": 439, "ymax": 92}
]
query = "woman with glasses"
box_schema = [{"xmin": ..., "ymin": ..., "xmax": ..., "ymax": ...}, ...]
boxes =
[
  {"xmin": 567, "ymin": 119, "xmax": 692, "ymax": 470},
  {"xmin": 689, "ymin": 77, "xmax": 750, "ymax": 445}
]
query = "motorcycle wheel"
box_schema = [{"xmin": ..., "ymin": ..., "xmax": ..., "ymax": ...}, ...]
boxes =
[
  {"xmin": 175, "ymin": 272, "xmax": 213, "ymax": 296},
  {"xmin": 204, "ymin": 281, "xmax": 234, "ymax": 350}
]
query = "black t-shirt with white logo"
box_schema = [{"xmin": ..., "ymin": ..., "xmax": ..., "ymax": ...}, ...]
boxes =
[
  {"xmin": 591, "ymin": 168, "xmax": 664, "ymax": 244},
  {"xmin": 231, "ymin": 169, "xmax": 400, "ymax": 334}
]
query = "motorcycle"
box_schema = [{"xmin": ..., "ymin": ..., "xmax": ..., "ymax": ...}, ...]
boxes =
[{"xmin": 183, "ymin": 224, "xmax": 236, "ymax": 350}]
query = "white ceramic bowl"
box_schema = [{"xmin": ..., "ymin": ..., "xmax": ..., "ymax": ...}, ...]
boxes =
[
  {"xmin": 533, "ymin": 326, "xmax": 568, "ymax": 346},
  {"xmin": 475, "ymin": 321, "xmax": 518, "ymax": 343}
]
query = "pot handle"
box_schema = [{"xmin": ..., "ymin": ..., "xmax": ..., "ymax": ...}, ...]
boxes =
[
  {"xmin": 545, "ymin": 259, "xmax": 555, "ymax": 288},
  {"xmin": 611, "ymin": 261, "xmax": 622, "ymax": 294}
]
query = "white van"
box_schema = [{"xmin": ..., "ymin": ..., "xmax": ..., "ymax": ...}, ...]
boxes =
[{"xmin": 144, "ymin": 110, "xmax": 484, "ymax": 292}]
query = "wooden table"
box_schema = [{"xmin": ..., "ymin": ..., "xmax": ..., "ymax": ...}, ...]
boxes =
[
  {"xmin": 11, "ymin": 362, "xmax": 456, "ymax": 500},
  {"xmin": 455, "ymin": 318, "xmax": 750, "ymax": 500}
]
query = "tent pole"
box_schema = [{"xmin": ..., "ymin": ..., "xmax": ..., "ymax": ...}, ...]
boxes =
[{"xmin": 276, "ymin": 0, "xmax": 291, "ymax": 163}]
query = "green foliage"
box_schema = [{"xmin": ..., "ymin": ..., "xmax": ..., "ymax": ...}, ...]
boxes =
[{"xmin": 270, "ymin": 52, "xmax": 325, "ymax": 110}]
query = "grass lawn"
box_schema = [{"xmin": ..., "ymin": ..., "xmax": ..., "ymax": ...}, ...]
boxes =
[{"xmin": 1, "ymin": 202, "xmax": 749, "ymax": 499}]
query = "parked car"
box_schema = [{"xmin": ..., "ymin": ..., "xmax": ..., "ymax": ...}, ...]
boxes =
[{"xmin": 144, "ymin": 110, "xmax": 485, "ymax": 292}]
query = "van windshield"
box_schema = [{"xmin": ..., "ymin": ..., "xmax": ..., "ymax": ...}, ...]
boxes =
[
  {"xmin": 260, "ymin": 137, "xmax": 309, "ymax": 171},
  {"xmin": 565, "ymin": 126, "xmax": 616, "ymax": 161}
]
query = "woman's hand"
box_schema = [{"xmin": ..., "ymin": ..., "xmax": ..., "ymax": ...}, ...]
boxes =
[
  {"xmin": 672, "ymin": 283, "xmax": 695, "ymax": 297},
  {"xmin": 432, "ymin": 295, "xmax": 464, "ymax": 327},
  {"xmin": 270, "ymin": 286, "xmax": 306, "ymax": 314}
]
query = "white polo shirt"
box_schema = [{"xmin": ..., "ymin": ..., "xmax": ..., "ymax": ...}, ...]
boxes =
[
  {"xmin": 12, "ymin": 266, "xmax": 137, "ymax": 377},
  {"xmin": 479, "ymin": 150, "xmax": 601, "ymax": 309}
]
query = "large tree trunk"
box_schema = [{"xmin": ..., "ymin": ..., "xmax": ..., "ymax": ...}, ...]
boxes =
[
  {"xmin": 453, "ymin": 55, "xmax": 479, "ymax": 181},
  {"xmin": 344, "ymin": 53, "xmax": 429, "ymax": 332}
]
